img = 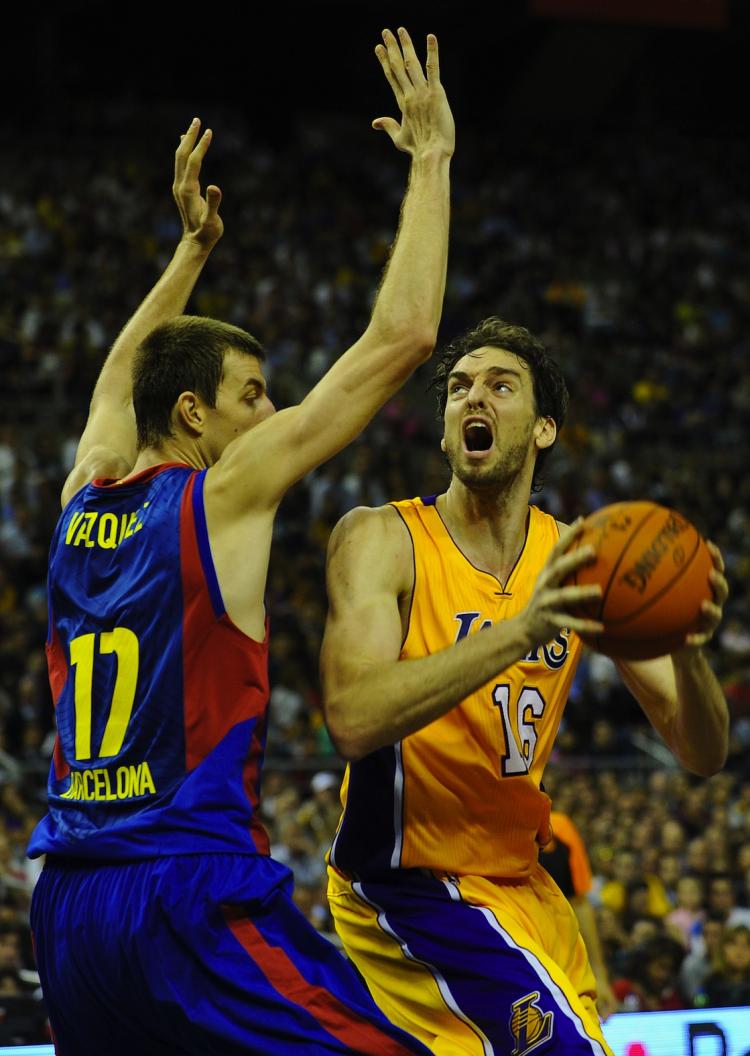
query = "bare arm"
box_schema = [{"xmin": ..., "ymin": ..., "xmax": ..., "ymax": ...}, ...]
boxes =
[
  {"xmin": 616, "ymin": 542, "xmax": 729, "ymax": 777},
  {"xmin": 207, "ymin": 28, "xmax": 453, "ymax": 512},
  {"xmin": 321, "ymin": 508, "xmax": 604, "ymax": 760},
  {"xmin": 61, "ymin": 119, "xmax": 223, "ymax": 506}
]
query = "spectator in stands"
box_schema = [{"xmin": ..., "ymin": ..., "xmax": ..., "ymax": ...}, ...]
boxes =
[
  {"xmin": 296, "ymin": 771, "xmax": 342, "ymax": 854},
  {"xmin": 612, "ymin": 935, "xmax": 687, "ymax": 1012},
  {"xmin": 708, "ymin": 874, "xmax": 750, "ymax": 928},
  {"xmin": 703, "ymin": 924, "xmax": 750, "ymax": 1007},
  {"xmin": 666, "ymin": 875, "xmax": 706, "ymax": 949},
  {"xmin": 681, "ymin": 910, "xmax": 726, "ymax": 1002},
  {"xmin": 600, "ymin": 850, "xmax": 640, "ymax": 915}
]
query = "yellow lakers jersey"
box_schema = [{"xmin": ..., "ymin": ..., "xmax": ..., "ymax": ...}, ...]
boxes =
[{"xmin": 330, "ymin": 496, "xmax": 584, "ymax": 880}]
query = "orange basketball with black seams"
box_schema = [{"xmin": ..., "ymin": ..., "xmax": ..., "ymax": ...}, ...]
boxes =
[{"xmin": 566, "ymin": 501, "xmax": 713, "ymax": 660}]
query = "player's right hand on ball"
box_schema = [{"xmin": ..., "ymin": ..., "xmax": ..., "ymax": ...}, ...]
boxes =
[
  {"xmin": 518, "ymin": 519, "xmax": 605, "ymax": 648},
  {"xmin": 373, "ymin": 28, "xmax": 455, "ymax": 160}
]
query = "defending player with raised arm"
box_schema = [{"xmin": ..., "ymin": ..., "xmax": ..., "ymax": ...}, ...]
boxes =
[
  {"xmin": 30, "ymin": 28, "xmax": 452, "ymax": 1056},
  {"xmin": 125, "ymin": 27, "xmax": 452, "ymax": 644},
  {"xmin": 62, "ymin": 118, "xmax": 224, "ymax": 506},
  {"xmin": 321, "ymin": 319, "xmax": 728, "ymax": 1056}
]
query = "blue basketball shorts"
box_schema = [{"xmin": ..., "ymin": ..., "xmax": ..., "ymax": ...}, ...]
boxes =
[{"xmin": 30, "ymin": 852, "xmax": 432, "ymax": 1055}]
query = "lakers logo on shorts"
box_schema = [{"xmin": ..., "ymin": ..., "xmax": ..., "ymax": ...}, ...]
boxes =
[{"xmin": 509, "ymin": 991, "xmax": 554, "ymax": 1056}]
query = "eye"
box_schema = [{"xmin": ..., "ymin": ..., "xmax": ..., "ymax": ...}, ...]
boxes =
[
  {"xmin": 494, "ymin": 382, "xmax": 511, "ymax": 393},
  {"xmin": 449, "ymin": 383, "xmax": 467, "ymax": 396}
]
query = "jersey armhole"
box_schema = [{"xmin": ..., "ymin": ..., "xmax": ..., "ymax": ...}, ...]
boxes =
[
  {"xmin": 190, "ymin": 470, "xmax": 226, "ymax": 620},
  {"xmin": 389, "ymin": 504, "xmax": 416, "ymax": 652}
]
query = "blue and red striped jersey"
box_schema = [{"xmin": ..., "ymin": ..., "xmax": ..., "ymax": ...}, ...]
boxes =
[{"xmin": 29, "ymin": 463, "xmax": 271, "ymax": 860}]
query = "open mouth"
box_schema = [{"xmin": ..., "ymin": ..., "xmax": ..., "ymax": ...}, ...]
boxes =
[{"xmin": 463, "ymin": 420, "xmax": 493, "ymax": 453}]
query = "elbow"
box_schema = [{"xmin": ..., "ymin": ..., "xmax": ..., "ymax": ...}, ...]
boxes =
[
  {"xmin": 326, "ymin": 727, "xmax": 369, "ymax": 765},
  {"xmin": 688, "ymin": 761, "xmax": 725, "ymax": 779},
  {"xmin": 405, "ymin": 329, "xmax": 438, "ymax": 366},
  {"xmin": 687, "ymin": 750, "xmax": 728, "ymax": 779},
  {"xmin": 681, "ymin": 738, "xmax": 729, "ymax": 778},
  {"xmin": 324, "ymin": 698, "xmax": 372, "ymax": 763},
  {"xmin": 380, "ymin": 327, "xmax": 437, "ymax": 373}
]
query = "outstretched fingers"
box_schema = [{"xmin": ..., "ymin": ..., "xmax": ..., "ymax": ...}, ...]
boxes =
[
  {"xmin": 396, "ymin": 26, "xmax": 427, "ymax": 87},
  {"xmin": 544, "ymin": 518, "xmax": 595, "ymax": 586},
  {"xmin": 175, "ymin": 117, "xmax": 200, "ymax": 184},
  {"xmin": 539, "ymin": 519, "xmax": 604, "ymax": 633},
  {"xmin": 375, "ymin": 41, "xmax": 404, "ymax": 109},
  {"xmin": 184, "ymin": 127, "xmax": 213, "ymax": 181},
  {"xmin": 378, "ymin": 27, "xmax": 415, "ymax": 102},
  {"xmin": 553, "ymin": 581, "xmax": 605, "ymax": 634},
  {"xmin": 560, "ymin": 612, "xmax": 606, "ymax": 637},
  {"xmin": 425, "ymin": 33, "xmax": 440, "ymax": 83},
  {"xmin": 171, "ymin": 118, "xmax": 224, "ymax": 249}
]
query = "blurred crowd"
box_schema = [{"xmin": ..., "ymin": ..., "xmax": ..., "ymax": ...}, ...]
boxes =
[
  {"xmin": 0, "ymin": 105, "xmax": 749, "ymax": 1036},
  {"xmin": 545, "ymin": 768, "xmax": 750, "ymax": 1012}
]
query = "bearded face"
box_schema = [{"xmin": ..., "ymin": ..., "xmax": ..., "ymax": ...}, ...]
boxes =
[{"xmin": 441, "ymin": 346, "xmax": 554, "ymax": 494}]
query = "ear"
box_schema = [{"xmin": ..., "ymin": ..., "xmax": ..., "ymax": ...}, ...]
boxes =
[
  {"xmin": 174, "ymin": 391, "xmax": 205, "ymax": 436},
  {"xmin": 440, "ymin": 436, "xmax": 447, "ymax": 452},
  {"xmin": 534, "ymin": 416, "xmax": 557, "ymax": 452}
]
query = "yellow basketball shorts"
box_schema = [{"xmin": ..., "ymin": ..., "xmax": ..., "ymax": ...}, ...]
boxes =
[{"xmin": 328, "ymin": 863, "xmax": 614, "ymax": 1056}]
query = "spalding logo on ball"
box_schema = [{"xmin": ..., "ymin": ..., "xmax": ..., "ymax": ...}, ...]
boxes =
[{"xmin": 566, "ymin": 501, "xmax": 713, "ymax": 660}]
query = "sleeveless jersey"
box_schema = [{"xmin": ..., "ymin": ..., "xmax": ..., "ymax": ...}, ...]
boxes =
[
  {"xmin": 330, "ymin": 497, "xmax": 584, "ymax": 880},
  {"xmin": 29, "ymin": 464, "xmax": 271, "ymax": 861}
]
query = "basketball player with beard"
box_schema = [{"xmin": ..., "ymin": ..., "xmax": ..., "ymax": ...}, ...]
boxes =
[{"xmin": 321, "ymin": 319, "xmax": 729, "ymax": 1055}]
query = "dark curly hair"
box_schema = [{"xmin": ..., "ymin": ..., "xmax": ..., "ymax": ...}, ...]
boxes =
[{"xmin": 430, "ymin": 317, "xmax": 569, "ymax": 493}]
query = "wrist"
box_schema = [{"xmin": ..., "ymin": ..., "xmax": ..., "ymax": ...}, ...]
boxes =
[
  {"xmin": 672, "ymin": 644, "xmax": 705, "ymax": 671},
  {"xmin": 410, "ymin": 146, "xmax": 453, "ymax": 171},
  {"xmin": 176, "ymin": 235, "xmax": 215, "ymax": 261},
  {"xmin": 502, "ymin": 614, "xmax": 535, "ymax": 660}
]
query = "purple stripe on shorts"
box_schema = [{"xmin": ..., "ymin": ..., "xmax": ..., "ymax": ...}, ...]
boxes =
[{"xmin": 356, "ymin": 871, "xmax": 607, "ymax": 1056}]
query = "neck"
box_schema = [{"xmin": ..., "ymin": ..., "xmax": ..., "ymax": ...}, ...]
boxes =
[
  {"xmin": 436, "ymin": 473, "xmax": 532, "ymax": 580},
  {"xmin": 127, "ymin": 438, "xmax": 209, "ymax": 480}
]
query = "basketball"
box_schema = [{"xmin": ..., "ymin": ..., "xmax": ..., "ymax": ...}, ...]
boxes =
[{"xmin": 566, "ymin": 501, "xmax": 714, "ymax": 660}]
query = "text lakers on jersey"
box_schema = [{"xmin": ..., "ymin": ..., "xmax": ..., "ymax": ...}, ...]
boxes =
[{"xmin": 454, "ymin": 612, "xmax": 571, "ymax": 670}]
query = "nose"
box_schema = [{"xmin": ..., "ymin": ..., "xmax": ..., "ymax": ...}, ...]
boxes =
[{"xmin": 466, "ymin": 378, "xmax": 486, "ymax": 406}]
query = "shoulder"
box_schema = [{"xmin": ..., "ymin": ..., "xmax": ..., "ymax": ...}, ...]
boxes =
[
  {"xmin": 327, "ymin": 504, "xmax": 413, "ymax": 595},
  {"xmin": 328, "ymin": 503, "xmax": 411, "ymax": 555},
  {"xmin": 61, "ymin": 445, "xmax": 132, "ymax": 508}
]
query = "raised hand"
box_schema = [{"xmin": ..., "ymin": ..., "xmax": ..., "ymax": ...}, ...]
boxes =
[
  {"xmin": 373, "ymin": 28, "xmax": 455, "ymax": 160},
  {"xmin": 173, "ymin": 117, "xmax": 224, "ymax": 251}
]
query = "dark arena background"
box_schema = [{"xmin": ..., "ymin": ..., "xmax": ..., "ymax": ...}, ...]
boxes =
[{"xmin": 1, "ymin": 1, "xmax": 749, "ymax": 1051}]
